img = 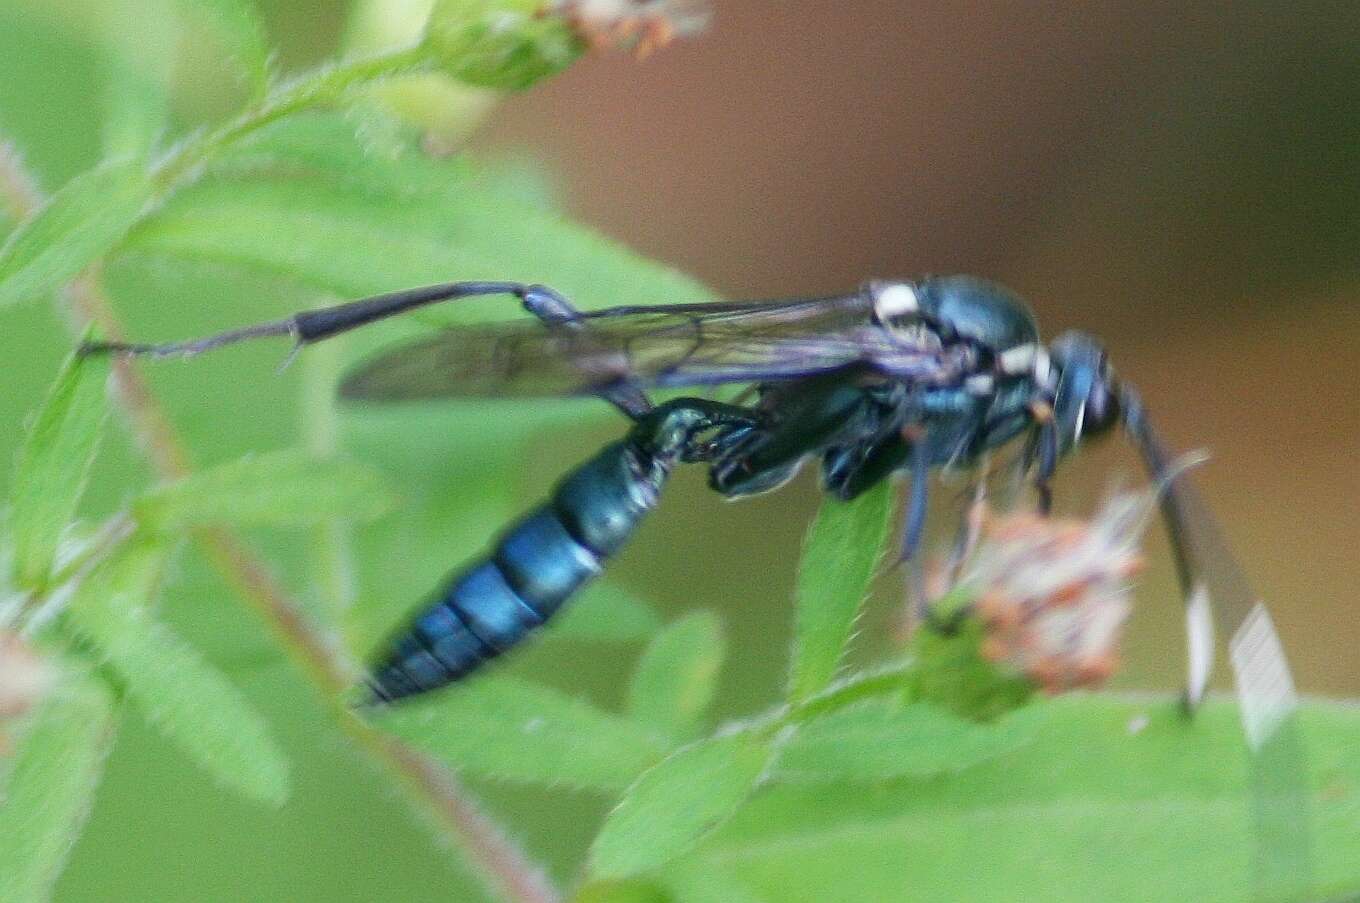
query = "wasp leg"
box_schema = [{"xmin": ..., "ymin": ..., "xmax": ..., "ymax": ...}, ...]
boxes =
[
  {"xmin": 80, "ymin": 279, "xmax": 656, "ymax": 417},
  {"xmin": 899, "ymin": 455, "xmax": 993, "ymax": 639},
  {"xmin": 1026, "ymin": 399, "xmax": 1058, "ymax": 515},
  {"xmin": 80, "ymin": 281, "xmax": 530, "ymax": 358},
  {"xmin": 711, "ymin": 376, "xmax": 875, "ymax": 498},
  {"xmin": 946, "ymin": 458, "xmax": 991, "ymax": 582},
  {"xmin": 519, "ymin": 285, "xmax": 653, "ymax": 418},
  {"xmin": 631, "ymin": 397, "xmax": 762, "ymax": 458},
  {"xmin": 898, "ymin": 428, "xmax": 931, "ymax": 564},
  {"xmin": 77, "ymin": 280, "xmax": 588, "ymax": 354}
]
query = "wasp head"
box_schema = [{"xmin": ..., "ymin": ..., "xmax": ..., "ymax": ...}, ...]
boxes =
[{"xmin": 1048, "ymin": 331, "xmax": 1121, "ymax": 452}]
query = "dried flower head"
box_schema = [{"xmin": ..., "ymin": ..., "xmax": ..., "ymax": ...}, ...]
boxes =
[
  {"xmin": 0, "ymin": 631, "xmax": 55, "ymax": 754},
  {"xmin": 945, "ymin": 487, "xmax": 1160, "ymax": 694},
  {"xmin": 550, "ymin": 0, "xmax": 711, "ymax": 57}
]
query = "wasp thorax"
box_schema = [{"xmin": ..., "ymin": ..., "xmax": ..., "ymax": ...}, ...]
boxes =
[{"xmin": 869, "ymin": 281, "xmax": 951, "ymax": 351}]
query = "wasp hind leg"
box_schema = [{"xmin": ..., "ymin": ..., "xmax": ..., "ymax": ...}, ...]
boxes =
[
  {"xmin": 520, "ymin": 284, "xmax": 653, "ymax": 418},
  {"xmin": 80, "ymin": 279, "xmax": 655, "ymax": 417}
]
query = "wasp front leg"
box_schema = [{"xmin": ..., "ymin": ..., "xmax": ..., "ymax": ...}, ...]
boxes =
[
  {"xmin": 708, "ymin": 375, "xmax": 880, "ymax": 498},
  {"xmin": 1023, "ymin": 398, "xmax": 1060, "ymax": 515}
]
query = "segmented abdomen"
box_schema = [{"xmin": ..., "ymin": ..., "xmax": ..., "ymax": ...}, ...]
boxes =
[{"xmin": 367, "ymin": 440, "xmax": 663, "ymax": 702}]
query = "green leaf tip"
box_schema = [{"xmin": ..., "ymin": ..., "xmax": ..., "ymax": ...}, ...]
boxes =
[
  {"xmin": 376, "ymin": 675, "xmax": 667, "ymax": 791},
  {"xmin": 627, "ymin": 611, "xmax": 725, "ymax": 741},
  {"xmin": 0, "ymin": 667, "xmax": 116, "ymax": 903},
  {"xmin": 788, "ymin": 480, "xmax": 894, "ymax": 703},
  {"xmin": 0, "ymin": 157, "xmax": 152, "ymax": 308},
  {"xmin": 132, "ymin": 448, "xmax": 398, "ymax": 532},
  {"xmin": 8, "ymin": 349, "xmax": 110, "ymax": 592},
  {"xmin": 589, "ymin": 733, "xmax": 774, "ymax": 879},
  {"xmin": 66, "ymin": 539, "xmax": 292, "ymax": 807}
]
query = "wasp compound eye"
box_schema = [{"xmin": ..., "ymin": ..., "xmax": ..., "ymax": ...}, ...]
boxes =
[{"xmin": 1082, "ymin": 369, "xmax": 1121, "ymax": 438}]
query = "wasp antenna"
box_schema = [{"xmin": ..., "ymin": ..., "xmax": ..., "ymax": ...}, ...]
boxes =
[
  {"xmin": 1120, "ymin": 386, "xmax": 1184, "ymax": 501},
  {"xmin": 1120, "ymin": 384, "xmax": 1215, "ymax": 708},
  {"xmin": 1149, "ymin": 448, "xmax": 1210, "ymax": 497}
]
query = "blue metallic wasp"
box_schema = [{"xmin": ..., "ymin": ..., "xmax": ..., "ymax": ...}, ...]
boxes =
[{"xmin": 84, "ymin": 274, "xmax": 1298, "ymax": 732}]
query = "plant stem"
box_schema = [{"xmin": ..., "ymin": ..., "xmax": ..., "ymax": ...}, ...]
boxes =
[
  {"xmin": 301, "ymin": 337, "xmax": 359, "ymax": 630},
  {"xmin": 151, "ymin": 44, "xmax": 431, "ymax": 191},
  {"xmin": 786, "ymin": 660, "xmax": 917, "ymax": 723},
  {"xmin": 0, "ymin": 142, "xmax": 42, "ymax": 219},
  {"xmin": 364, "ymin": 728, "xmax": 561, "ymax": 903},
  {"xmin": 0, "ymin": 139, "xmax": 560, "ymax": 903},
  {"xmin": 716, "ymin": 660, "xmax": 921, "ymax": 746},
  {"xmin": 20, "ymin": 513, "xmax": 137, "ymax": 625}
]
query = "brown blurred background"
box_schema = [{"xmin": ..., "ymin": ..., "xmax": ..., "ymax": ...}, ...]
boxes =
[{"xmin": 453, "ymin": 1, "xmax": 1360, "ymax": 694}]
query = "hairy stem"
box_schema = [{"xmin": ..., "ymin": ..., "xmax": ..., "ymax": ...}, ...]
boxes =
[
  {"xmin": 151, "ymin": 45, "xmax": 430, "ymax": 191},
  {"xmin": 0, "ymin": 138, "xmax": 559, "ymax": 903},
  {"xmin": 301, "ymin": 337, "xmax": 359, "ymax": 630},
  {"xmin": 0, "ymin": 143, "xmax": 42, "ymax": 220}
]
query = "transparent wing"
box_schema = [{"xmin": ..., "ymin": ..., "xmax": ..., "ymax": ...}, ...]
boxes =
[
  {"xmin": 1124, "ymin": 392, "xmax": 1312, "ymax": 895},
  {"xmin": 1162, "ymin": 474, "xmax": 1314, "ymax": 897},
  {"xmin": 339, "ymin": 294, "xmax": 952, "ymax": 400}
]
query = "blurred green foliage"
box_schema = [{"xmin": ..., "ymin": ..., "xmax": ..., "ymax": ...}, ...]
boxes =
[{"xmin": 0, "ymin": 3, "xmax": 1357, "ymax": 903}]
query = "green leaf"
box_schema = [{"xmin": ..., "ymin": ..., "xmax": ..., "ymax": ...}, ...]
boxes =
[
  {"xmin": 662, "ymin": 865, "xmax": 770, "ymax": 903},
  {"xmin": 0, "ymin": 157, "xmax": 152, "ymax": 308},
  {"xmin": 590, "ymin": 733, "xmax": 775, "ymax": 879},
  {"xmin": 550, "ymin": 583, "xmax": 663, "ymax": 643},
  {"xmin": 908, "ymin": 618, "xmax": 1035, "ymax": 722},
  {"xmin": 661, "ymin": 863, "xmax": 768, "ymax": 903},
  {"xmin": 132, "ymin": 448, "xmax": 397, "ymax": 532},
  {"xmin": 7, "ymin": 350, "xmax": 109, "ymax": 591},
  {"xmin": 66, "ymin": 539, "xmax": 291, "ymax": 806},
  {"xmin": 471, "ymin": 153, "xmax": 563, "ymax": 213},
  {"xmin": 787, "ymin": 480, "xmax": 894, "ymax": 702},
  {"xmin": 0, "ymin": 667, "xmax": 115, "ymax": 903},
  {"xmin": 661, "ymin": 697, "xmax": 1360, "ymax": 903},
  {"xmin": 776, "ymin": 700, "xmax": 1040, "ymax": 782},
  {"xmin": 572, "ymin": 878, "xmax": 675, "ymax": 903},
  {"xmin": 376, "ymin": 675, "xmax": 667, "ymax": 791},
  {"xmin": 626, "ymin": 612, "xmax": 725, "ymax": 741},
  {"xmin": 99, "ymin": 1, "xmax": 176, "ymax": 159}
]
